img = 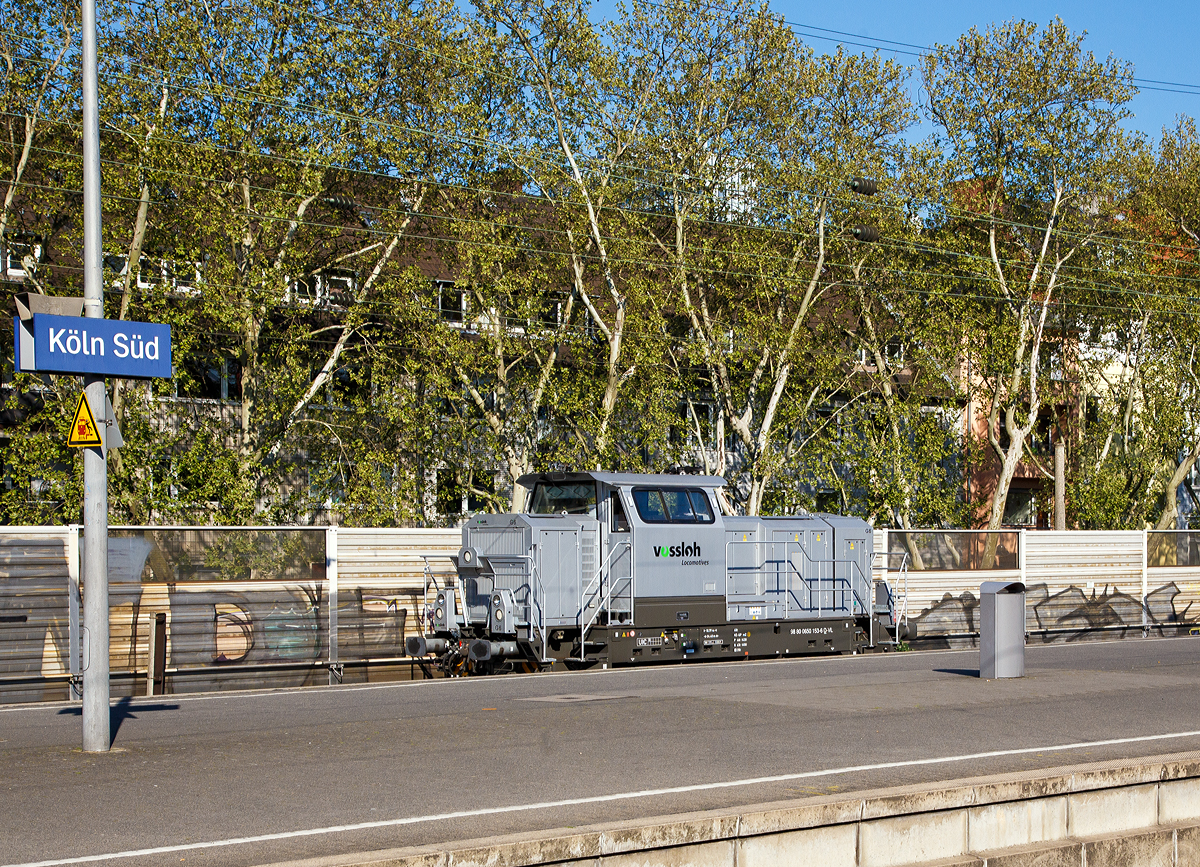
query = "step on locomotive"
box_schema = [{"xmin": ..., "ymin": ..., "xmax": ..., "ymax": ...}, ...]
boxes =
[{"xmin": 406, "ymin": 471, "xmax": 902, "ymax": 674}]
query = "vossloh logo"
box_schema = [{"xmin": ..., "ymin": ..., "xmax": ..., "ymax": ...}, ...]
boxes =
[{"xmin": 652, "ymin": 542, "xmax": 708, "ymax": 566}]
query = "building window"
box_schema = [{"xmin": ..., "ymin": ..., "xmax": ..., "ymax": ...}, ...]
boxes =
[
  {"xmin": 106, "ymin": 254, "xmax": 202, "ymax": 295},
  {"xmin": 534, "ymin": 294, "xmax": 565, "ymax": 331},
  {"xmin": 436, "ymin": 281, "xmax": 464, "ymax": 323},
  {"xmin": 175, "ymin": 357, "xmax": 242, "ymax": 402},
  {"xmin": 288, "ymin": 269, "xmax": 356, "ymax": 307},
  {"xmin": 435, "ymin": 469, "xmax": 464, "ymax": 518},
  {"xmin": 3, "ymin": 235, "xmax": 42, "ymax": 280},
  {"xmin": 466, "ymin": 474, "xmax": 495, "ymax": 513},
  {"xmin": 1003, "ymin": 486, "xmax": 1039, "ymax": 527},
  {"xmin": 163, "ymin": 259, "xmax": 201, "ymax": 295}
]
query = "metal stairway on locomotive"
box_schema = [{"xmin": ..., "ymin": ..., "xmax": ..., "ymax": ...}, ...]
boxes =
[{"xmin": 407, "ymin": 471, "xmax": 901, "ymax": 673}]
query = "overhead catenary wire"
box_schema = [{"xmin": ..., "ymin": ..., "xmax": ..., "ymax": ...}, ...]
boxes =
[
  {"xmin": 16, "ymin": 130, "xmax": 1200, "ymax": 318},
  {"xmin": 5, "ymin": 16, "xmax": 1200, "ymax": 315},
  {"xmin": 27, "ymin": 188, "xmax": 1200, "ymax": 334},
  {"xmin": 640, "ymin": 0, "xmax": 1200, "ymax": 97},
  {"xmin": 4, "ymin": 12, "xmax": 1195, "ymax": 256},
  {"xmin": 2, "ymin": 14, "xmax": 1194, "ymax": 256},
  {"xmin": 3, "ymin": 5, "xmax": 1196, "ymax": 518},
  {"xmin": 7, "ymin": 85, "xmax": 1200, "ymax": 282}
]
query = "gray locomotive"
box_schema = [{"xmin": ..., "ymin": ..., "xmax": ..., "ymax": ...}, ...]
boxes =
[{"xmin": 406, "ymin": 471, "xmax": 899, "ymax": 674}]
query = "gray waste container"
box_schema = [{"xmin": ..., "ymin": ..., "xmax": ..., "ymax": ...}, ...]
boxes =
[{"xmin": 979, "ymin": 580, "xmax": 1025, "ymax": 679}]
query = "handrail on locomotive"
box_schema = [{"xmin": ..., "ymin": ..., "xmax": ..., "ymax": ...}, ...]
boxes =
[{"xmin": 579, "ymin": 538, "xmax": 632, "ymax": 661}]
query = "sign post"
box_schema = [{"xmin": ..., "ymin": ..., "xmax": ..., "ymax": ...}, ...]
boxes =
[
  {"xmin": 80, "ymin": 0, "xmax": 108, "ymax": 754},
  {"xmin": 12, "ymin": 307, "xmax": 172, "ymax": 753},
  {"xmin": 14, "ymin": 1, "xmax": 172, "ymax": 754}
]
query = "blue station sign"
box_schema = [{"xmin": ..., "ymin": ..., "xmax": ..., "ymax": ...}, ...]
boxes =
[{"xmin": 14, "ymin": 313, "xmax": 172, "ymax": 379}]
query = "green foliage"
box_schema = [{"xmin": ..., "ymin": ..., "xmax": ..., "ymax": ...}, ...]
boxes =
[{"xmin": 0, "ymin": 4, "xmax": 1196, "ymax": 532}]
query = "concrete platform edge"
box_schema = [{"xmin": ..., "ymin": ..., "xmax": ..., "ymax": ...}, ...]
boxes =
[{"xmin": 260, "ymin": 750, "xmax": 1200, "ymax": 867}]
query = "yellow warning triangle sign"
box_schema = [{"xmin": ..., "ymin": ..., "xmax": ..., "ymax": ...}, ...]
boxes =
[{"xmin": 67, "ymin": 393, "xmax": 103, "ymax": 448}]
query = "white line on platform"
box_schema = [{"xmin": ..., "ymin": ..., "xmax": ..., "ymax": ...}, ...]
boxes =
[{"xmin": 8, "ymin": 728, "xmax": 1200, "ymax": 867}]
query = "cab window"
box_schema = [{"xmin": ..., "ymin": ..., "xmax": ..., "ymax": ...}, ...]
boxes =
[
  {"xmin": 661, "ymin": 489, "xmax": 694, "ymax": 521},
  {"xmin": 610, "ymin": 492, "xmax": 630, "ymax": 532},
  {"xmin": 688, "ymin": 490, "xmax": 714, "ymax": 521},
  {"xmin": 631, "ymin": 488, "xmax": 668, "ymax": 523},
  {"xmin": 529, "ymin": 482, "xmax": 597, "ymax": 516},
  {"xmin": 631, "ymin": 487, "xmax": 715, "ymax": 524}
]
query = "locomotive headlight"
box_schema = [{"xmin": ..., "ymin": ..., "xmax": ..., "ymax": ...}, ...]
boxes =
[
  {"xmin": 495, "ymin": 608, "xmax": 504, "ymax": 622},
  {"xmin": 493, "ymin": 594, "xmax": 502, "ymax": 606},
  {"xmin": 436, "ymin": 593, "xmax": 445, "ymax": 605},
  {"xmin": 435, "ymin": 607, "xmax": 444, "ymax": 619},
  {"xmin": 463, "ymin": 550, "xmax": 473, "ymax": 564}
]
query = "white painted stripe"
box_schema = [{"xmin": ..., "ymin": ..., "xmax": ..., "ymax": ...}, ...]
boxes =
[{"xmin": 7, "ymin": 728, "xmax": 1200, "ymax": 867}]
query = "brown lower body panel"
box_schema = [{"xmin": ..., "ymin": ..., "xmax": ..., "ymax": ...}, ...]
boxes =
[{"xmin": 601, "ymin": 596, "xmax": 858, "ymax": 665}]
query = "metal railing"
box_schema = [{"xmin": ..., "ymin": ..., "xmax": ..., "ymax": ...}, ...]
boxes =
[
  {"xmin": 872, "ymin": 550, "xmax": 909, "ymax": 645},
  {"xmin": 724, "ymin": 540, "xmax": 870, "ymax": 619},
  {"xmin": 578, "ymin": 540, "xmax": 632, "ymax": 659},
  {"xmin": 474, "ymin": 554, "xmax": 550, "ymax": 664}
]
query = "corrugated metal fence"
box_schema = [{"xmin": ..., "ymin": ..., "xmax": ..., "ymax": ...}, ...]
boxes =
[
  {"xmin": 3, "ymin": 526, "xmax": 1199, "ymax": 703},
  {"xmin": 0, "ymin": 526, "xmax": 458, "ymax": 703},
  {"xmin": 875, "ymin": 529, "xmax": 1200, "ymax": 649}
]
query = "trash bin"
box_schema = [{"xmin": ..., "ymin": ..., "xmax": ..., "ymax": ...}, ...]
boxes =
[{"xmin": 979, "ymin": 581, "xmax": 1025, "ymax": 679}]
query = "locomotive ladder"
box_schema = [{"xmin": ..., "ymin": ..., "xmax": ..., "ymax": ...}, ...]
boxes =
[
  {"xmin": 579, "ymin": 539, "xmax": 632, "ymax": 661},
  {"xmin": 872, "ymin": 550, "xmax": 909, "ymax": 647}
]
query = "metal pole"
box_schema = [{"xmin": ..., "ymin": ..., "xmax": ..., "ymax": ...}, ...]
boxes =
[
  {"xmin": 1141, "ymin": 528, "xmax": 1149, "ymax": 638},
  {"xmin": 326, "ymin": 526, "xmax": 339, "ymax": 685},
  {"xmin": 81, "ymin": 0, "xmax": 110, "ymax": 753},
  {"xmin": 1054, "ymin": 440, "xmax": 1066, "ymax": 531},
  {"xmin": 67, "ymin": 525, "xmax": 82, "ymax": 701}
]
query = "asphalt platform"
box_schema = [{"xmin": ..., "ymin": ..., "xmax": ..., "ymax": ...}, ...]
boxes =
[{"xmin": 3, "ymin": 636, "xmax": 1200, "ymax": 867}]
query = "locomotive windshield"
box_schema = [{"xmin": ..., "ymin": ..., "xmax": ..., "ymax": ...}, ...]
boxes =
[{"xmin": 528, "ymin": 482, "xmax": 597, "ymax": 516}]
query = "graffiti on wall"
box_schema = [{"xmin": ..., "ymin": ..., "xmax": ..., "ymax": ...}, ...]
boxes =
[{"xmin": 910, "ymin": 581, "xmax": 1197, "ymax": 647}]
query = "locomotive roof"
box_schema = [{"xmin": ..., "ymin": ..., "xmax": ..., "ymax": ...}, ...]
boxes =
[{"xmin": 517, "ymin": 471, "xmax": 727, "ymax": 489}]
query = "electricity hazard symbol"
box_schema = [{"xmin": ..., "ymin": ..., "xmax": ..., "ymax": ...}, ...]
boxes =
[{"xmin": 67, "ymin": 393, "xmax": 102, "ymax": 448}]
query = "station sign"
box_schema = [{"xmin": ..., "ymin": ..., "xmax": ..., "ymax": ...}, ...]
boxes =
[{"xmin": 14, "ymin": 313, "xmax": 172, "ymax": 379}]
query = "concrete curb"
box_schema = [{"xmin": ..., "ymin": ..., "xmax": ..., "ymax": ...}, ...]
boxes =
[{"xmin": 262, "ymin": 750, "xmax": 1200, "ymax": 867}]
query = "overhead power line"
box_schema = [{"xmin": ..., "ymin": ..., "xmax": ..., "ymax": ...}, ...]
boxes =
[{"xmin": 642, "ymin": 0, "xmax": 1200, "ymax": 97}]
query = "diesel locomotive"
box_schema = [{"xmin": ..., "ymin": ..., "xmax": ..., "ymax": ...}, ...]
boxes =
[{"xmin": 406, "ymin": 471, "xmax": 900, "ymax": 674}]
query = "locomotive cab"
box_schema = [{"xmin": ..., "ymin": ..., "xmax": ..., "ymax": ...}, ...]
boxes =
[{"xmin": 407, "ymin": 471, "xmax": 897, "ymax": 674}]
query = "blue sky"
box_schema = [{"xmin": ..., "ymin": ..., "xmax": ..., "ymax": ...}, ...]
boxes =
[{"xmin": 589, "ymin": 0, "xmax": 1200, "ymax": 142}]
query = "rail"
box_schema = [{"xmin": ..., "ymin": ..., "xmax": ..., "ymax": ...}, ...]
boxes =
[
  {"xmin": 784, "ymin": 539, "xmax": 873, "ymax": 616},
  {"xmin": 578, "ymin": 540, "xmax": 633, "ymax": 634},
  {"xmin": 419, "ymin": 555, "xmax": 445, "ymax": 634},
  {"xmin": 873, "ymin": 549, "xmax": 907, "ymax": 643}
]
